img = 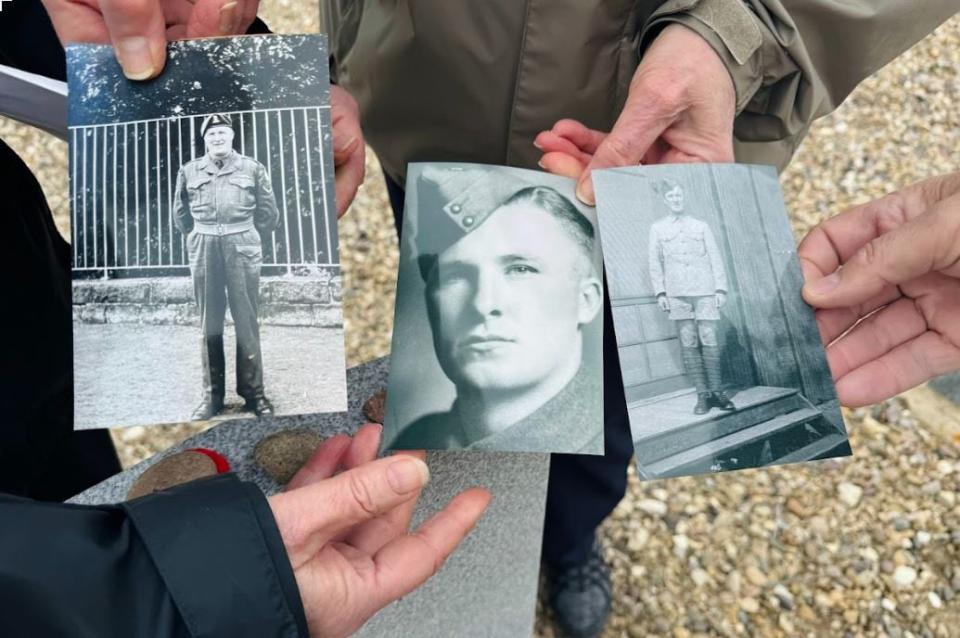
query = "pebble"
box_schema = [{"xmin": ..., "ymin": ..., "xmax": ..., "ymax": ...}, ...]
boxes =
[
  {"xmin": 672, "ymin": 534, "xmax": 690, "ymax": 559},
  {"xmin": 893, "ymin": 566, "xmax": 918, "ymax": 589},
  {"xmin": 838, "ymin": 482, "xmax": 864, "ymax": 508},
  {"xmin": 772, "ymin": 584, "xmax": 795, "ymax": 610},
  {"xmin": 914, "ymin": 531, "xmax": 931, "ymax": 547},
  {"xmin": 746, "ymin": 565, "xmax": 768, "ymax": 587},
  {"xmin": 120, "ymin": 426, "xmax": 146, "ymax": 443},
  {"xmin": 637, "ymin": 499, "xmax": 668, "ymax": 517},
  {"xmin": 740, "ymin": 597, "xmax": 760, "ymax": 614},
  {"xmin": 691, "ymin": 568, "xmax": 710, "ymax": 587},
  {"xmin": 927, "ymin": 592, "xmax": 942, "ymax": 609},
  {"xmin": 253, "ymin": 429, "xmax": 323, "ymax": 484}
]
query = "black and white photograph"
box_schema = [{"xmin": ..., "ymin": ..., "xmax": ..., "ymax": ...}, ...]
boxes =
[
  {"xmin": 593, "ymin": 164, "xmax": 851, "ymax": 479},
  {"xmin": 383, "ymin": 163, "xmax": 604, "ymax": 453},
  {"xmin": 67, "ymin": 35, "xmax": 347, "ymax": 429}
]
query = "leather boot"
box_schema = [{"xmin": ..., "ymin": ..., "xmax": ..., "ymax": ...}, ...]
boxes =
[
  {"xmin": 702, "ymin": 344, "xmax": 734, "ymax": 411},
  {"xmin": 694, "ymin": 393, "xmax": 712, "ymax": 415},
  {"xmin": 191, "ymin": 335, "xmax": 225, "ymax": 420},
  {"xmin": 681, "ymin": 346, "xmax": 709, "ymax": 414}
]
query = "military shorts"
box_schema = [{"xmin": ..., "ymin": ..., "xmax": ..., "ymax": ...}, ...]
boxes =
[{"xmin": 668, "ymin": 295, "xmax": 720, "ymax": 321}]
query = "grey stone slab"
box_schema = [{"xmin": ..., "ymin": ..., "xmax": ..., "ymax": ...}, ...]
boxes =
[{"xmin": 71, "ymin": 357, "xmax": 549, "ymax": 638}]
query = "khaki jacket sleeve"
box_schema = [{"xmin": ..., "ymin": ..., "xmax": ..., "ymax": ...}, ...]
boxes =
[
  {"xmin": 640, "ymin": 0, "xmax": 957, "ymax": 168},
  {"xmin": 702, "ymin": 223, "xmax": 727, "ymax": 292},
  {"xmin": 648, "ymin": 224, "xmax": 666, "ymax": 297},
  {"xmin": 255, "ymin": 162, "xmax": 281, "ymax": 234},
  {"xmin": 173, "ymin": 167, "xmax": 193, "ymax": 234}
]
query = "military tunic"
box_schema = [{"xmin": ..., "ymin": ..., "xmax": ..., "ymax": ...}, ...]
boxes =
[
  {"xmin": 648, "ymin": 214, "xmax": 727, "ymax": 299},
  {"xmin": 389, "ymin": 364, "xmax": 604, "ymax": 454},
  {"xmin": 174, "ymin": 150, "xmax": 279, "ymax": 403}
]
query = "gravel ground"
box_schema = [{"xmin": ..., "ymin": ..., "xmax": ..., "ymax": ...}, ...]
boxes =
[{"xmin": 2, "ymin": 4, "xmax": 958, "ymax": 636}]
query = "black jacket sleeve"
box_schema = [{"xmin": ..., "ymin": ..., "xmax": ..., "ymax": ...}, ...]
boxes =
[{"xmin": 0, "ymin": 474, "xmax": 309, "ymax": 638}]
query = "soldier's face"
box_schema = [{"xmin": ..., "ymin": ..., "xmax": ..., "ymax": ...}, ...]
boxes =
[
  {"xmin": 204, "ymin": 126, "xmax": 235, "ymax": 158},
  {"xmin": 663, "ymin": 187, "xmax": 684, "ymax": 213},
  {"xmin": 427, "ymin": 201, "xmax": 602, "ymax": 394}
]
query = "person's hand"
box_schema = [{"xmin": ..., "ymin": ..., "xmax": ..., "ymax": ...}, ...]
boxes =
[
  {"xmin": 40, "ymin": 0, "xmax": 259, "ymax": 80},
  {"xmin": 269, "ymin": 424, "xmax": 491, "ymax": 637},
  {"xmin": 799, "ymin": 173, "xmax": 960, "ymax": 407},
  {"xmin": 534, "ymin": 23, "xmax": 736, "ymax": 205},
  {"xmin": 331, "ymin": 86, "xmax": 365, "ymax": 218},
  {"xmin": 715, "ymin": 292, "xmax": 727, "ymax": 309},
  {"xmin": 657, "ymin": 295, "xmax": 669, "ymax": 312}
]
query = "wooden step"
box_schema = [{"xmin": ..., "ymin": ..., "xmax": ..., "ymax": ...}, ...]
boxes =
[
  {"xmin": 643, "ymin": 406, "xmax": 823, "ymax": 479},
  {"xmin": 633, "ymin": 390, "xmax": 805, "ymax": 465}
]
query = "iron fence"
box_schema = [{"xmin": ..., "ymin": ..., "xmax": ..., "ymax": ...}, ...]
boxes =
[{"xmin": 69, "ymin": 107, "xmax": 338, "ymax": 278}]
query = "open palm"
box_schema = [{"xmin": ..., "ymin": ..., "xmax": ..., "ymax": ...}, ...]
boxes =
[{"xmin": 269, "ymin": 425, "xmax": 490, "ymax": 637}]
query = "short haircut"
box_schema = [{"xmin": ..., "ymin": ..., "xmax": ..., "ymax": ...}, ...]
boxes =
[
  {"xmin": 651, "ymin": 177, "xmax": 682, "ymax": 198},
  {"xmin": 502, "ymin": 186, "xmax": 595, "ymax": 263}
]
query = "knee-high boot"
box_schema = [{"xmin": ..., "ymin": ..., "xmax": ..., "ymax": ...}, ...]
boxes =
[
  {"xmin": 682, "ymin": 346, "xmax": 711, "ymax": 415},
  {"xmin": 191, "ymin": 335, "xmax": 225, "ymax": 420},
  {"xmin": 701, "ymin": 344, "xmax": 734, "ymax": 410}
]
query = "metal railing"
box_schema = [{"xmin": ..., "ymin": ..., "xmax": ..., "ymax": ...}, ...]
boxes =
[{"xmin": 70, "ymin": 107, "xmax": 338, "ymax": 278}]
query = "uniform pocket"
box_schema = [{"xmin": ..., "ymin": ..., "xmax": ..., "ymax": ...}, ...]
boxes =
[
  {"xmin": 228, "ymin": 175, "xmax": 257, "ymax": 208},
  {"xmin": 187, "ymin": 176, "xmax": 214, "ymax": 209},
  {"xmin": 235, "ymin": 245, "xmax": 263, "ymax": 261}
]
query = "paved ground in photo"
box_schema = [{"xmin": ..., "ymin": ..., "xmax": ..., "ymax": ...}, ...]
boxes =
[{"xmin": 74, "ymin": 323, "xmax": 347, "ymax": 429}]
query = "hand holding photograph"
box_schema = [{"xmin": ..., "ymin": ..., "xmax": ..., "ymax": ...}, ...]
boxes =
[
  {"xmin": 383, "ymin": 163, "xmax": 605, "ymax": 454},
  {"xmin": 593, "ymin": 164, "xmax": 851, "ymax": 480},
  {"xmin": 68, "ymin": 35, "xmax": 347, "ymax": 429}
]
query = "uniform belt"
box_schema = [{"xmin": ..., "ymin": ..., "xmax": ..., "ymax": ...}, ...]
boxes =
[{"xmin": 192, "ymin": 220, "xmax": 255, "ymax": 236}]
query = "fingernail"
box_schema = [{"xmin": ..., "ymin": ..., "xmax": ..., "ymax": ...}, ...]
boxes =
[
  {"xmin": 387, "ymin": 457, "xmax": 430, "ymax": 493},
  {"xmin": 576, "ymin": 180, "xmax": 595, "ymax": 206},
  {"xmin": 533, "ymin": 140, "xmax": 543, "ymax": 150},
  {"xmin": 219, "ymin": 1, "xmax": 239, "ymax": 34},
  {"xmin": 116, "ymin": 37, "xmax": 155, "ymax": 81},
  {"xmin": 537, "ymin": 160, "xmax": 546, "ymax": 170},
  {"xmin": 805, "ymin": 272, "xmax": 841, "ymax": 296}
]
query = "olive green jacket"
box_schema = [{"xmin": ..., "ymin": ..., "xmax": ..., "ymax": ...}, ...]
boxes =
[{"xmin": 323, "ymin": 0, "xmax": 956, "ymax": 182}]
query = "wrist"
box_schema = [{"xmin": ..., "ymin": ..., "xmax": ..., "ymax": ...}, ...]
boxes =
[{"xmin": 641, "ymin": 2, "xmax": 761, "ymax": 113}]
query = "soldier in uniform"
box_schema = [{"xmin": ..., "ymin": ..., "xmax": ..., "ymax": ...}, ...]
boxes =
[
  {"xmin": 174, "ymin": 114, "xmax": 280, "ymax": 419},
  {"xmin": 648, "ymin": 178, "xmax": 734, "ymax": 415},
  {"xmin": 389, "ymin": 166, "xmax": 604, "ymax": 452}
]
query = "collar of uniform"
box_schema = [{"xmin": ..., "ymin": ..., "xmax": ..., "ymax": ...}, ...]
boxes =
[
  {"xmin": 454, "ymin": 360, "xmax": 603, "ymax": 453},
  {"xmin": 200, "ymin": 150, "xmax": 239, "ymax": 175}
]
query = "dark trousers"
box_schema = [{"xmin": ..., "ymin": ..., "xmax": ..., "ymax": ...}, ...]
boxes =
[
  {"xmin": 0, "ymin": 139, "xmax": 122, "ymax": 501},
  {"xmin": 186, "ymin": 229, "xmax": 266, "ymax": 401},
  {"xmin": 383, "ymin": 174, "xmax": 634, "ymax": 568}
]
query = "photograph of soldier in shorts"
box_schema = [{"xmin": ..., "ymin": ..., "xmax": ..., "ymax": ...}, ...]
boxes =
[
  {"xmin": 593, "ymin": 164, "xmax": 850, "ymax": 480},
  {"xmin": 648, "ymin": 178, "xmax": 735, "ymax": 415}
]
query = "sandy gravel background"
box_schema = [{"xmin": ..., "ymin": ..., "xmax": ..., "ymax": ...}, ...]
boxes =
[{"xmin": 2, "ymin": 4, "xmax": 958, "ymax": 637}]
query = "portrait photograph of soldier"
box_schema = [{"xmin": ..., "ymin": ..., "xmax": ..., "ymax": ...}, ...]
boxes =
[
  {"xmin": 383, "ymin": 163, "xmax": 605, "ymax": 454},
  {"xmin": 68, "ymin": 35, "xmax": 347, "ymax": 429},
  {"xmin": 593, "ymin": 164, "xmax": 851, "ymax": 480}
]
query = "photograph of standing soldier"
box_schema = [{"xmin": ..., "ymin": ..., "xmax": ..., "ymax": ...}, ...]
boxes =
[
  {"xmin": 648, "ymin": 178, "xmax": 734, "ymax": 416},
  {"xmin": 174, "ymin": 113, "xmax": 279, "ymax": 420}
]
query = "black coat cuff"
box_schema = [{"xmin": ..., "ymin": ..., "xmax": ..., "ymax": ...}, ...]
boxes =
[{"xmin": 123, "ymin": 474, "xmax": 308, "ymax": 638}]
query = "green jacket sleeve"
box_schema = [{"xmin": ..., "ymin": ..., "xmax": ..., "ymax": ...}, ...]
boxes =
[
  {"xmin": 640, "ymin": 0, "xmax": 957, "ymax": 168},
  {"xmin": 0, "ymin": 474, "xmax": 308, "ymax": 638},
  {"xmin": 173, "ymin": 166, "xmax": 194, "ymax": 235},
  {"xmin": 255, "ymin": 162, "xmax": 281, "ymax": 234}
]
